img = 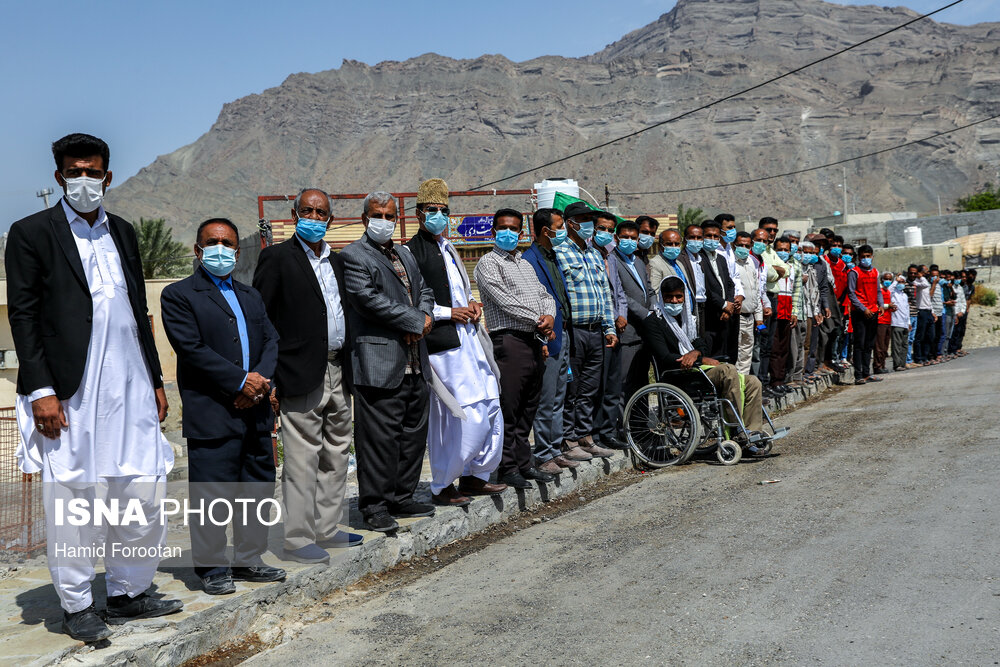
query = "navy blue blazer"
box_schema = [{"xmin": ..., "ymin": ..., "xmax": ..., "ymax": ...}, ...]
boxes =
[
  {"xmin": 522, "ymin": 244, "xmax": 568, "ymax": 357},
  {"xmin": 161, "ymin": 267, "xmax": 279, "ymax": 440}
]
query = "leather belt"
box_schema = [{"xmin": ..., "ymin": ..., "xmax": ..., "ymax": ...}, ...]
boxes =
[{"xmin": 327, "ymin": 349, "xmax": 341, "ymax": 362}]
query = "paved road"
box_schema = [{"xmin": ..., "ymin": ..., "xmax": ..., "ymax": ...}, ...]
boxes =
[{"xmin": 248, "ymin": 349, "xmax": 1000, "ymax": 666}]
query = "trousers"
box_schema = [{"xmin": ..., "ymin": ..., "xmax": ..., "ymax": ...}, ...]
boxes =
[
  {"xmin": 873, "ymin": 322, "xmax": 891, "ymax": 371},
  {"xmin": 705, "ymin": 364, "xmax": 763, "ymax": 432},
  {"xmin": 532, "ymin": 330, "xmax": 569, "ymax": 464},
  {"xmin": 428, "ymin": 397, "xmax": 502, "ymax": 494},
  {"xmin": 594, "ymin": 339, "xmax": 624, "ymax": 444},
  {"xmin": 768, "ymin": 317, "xmax": 792, "ymax": 384},
  {"xmin": 789, "ymin": 319, "xmax": 806, "ymax": 380},
  {"xmin": 891, "ymin": 325, "xmax": 909, "ymax": 370},
  {"xmin": 564, "ymin": 327, "xmax": 606, "ymax": 442},
  {"xmin": 851, "ymin": 309, "xmax": 878, "ymax": 378},
  {"xmin": 280, "ymin": 359, "xmax": 353, "ymax": 548},
  {"xmin": 493, "ymin": 332, "xmax": 544, "ymax": 476},
  {"xmin": 948, "ymin": 312, "xmax": 967, "ymax": 354},
  {"xmin": 914, "ymin": 309, "xmax": 935, "ymax": 362},
  {"xmin": 736, "ymin": 315, "xmax": 755, "ymax": 375},
  {"xmin": 907, "ymin": 314, "xmax": 917, "ymax": 363}
]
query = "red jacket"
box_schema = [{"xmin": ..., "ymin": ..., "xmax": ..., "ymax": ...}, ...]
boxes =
[{"xmin": 878, "ymin": 287, "xmax": 892, "ymax": 325}]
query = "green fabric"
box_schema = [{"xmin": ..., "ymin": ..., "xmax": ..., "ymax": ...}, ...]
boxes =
[{"xmin": 551, "ymin": 191, "xmax": 625, "ymax": 226}]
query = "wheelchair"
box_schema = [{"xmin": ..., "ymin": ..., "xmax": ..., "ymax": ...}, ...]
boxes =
[{"xmin": 622, "ymin": 360, "xmax": 789, "ymax": 468}]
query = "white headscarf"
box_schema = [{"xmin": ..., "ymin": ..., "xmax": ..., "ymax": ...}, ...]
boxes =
[{"xmin": 654, "ymin": 275, "xmax": 697, "ymax": 350}]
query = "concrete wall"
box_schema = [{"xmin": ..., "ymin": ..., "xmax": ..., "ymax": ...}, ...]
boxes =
[
  {"xmin": 886, "ymin": 209, "xmax": 1000, "ymax": 248},
  {"xmin": 872, "ymin": 242, "xmax": 964, "ymax": 274}
]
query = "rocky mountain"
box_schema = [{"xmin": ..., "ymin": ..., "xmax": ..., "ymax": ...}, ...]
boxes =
[{"xmin": 106, "ymin": 0, "xmax": 1000, "ymax": 241}]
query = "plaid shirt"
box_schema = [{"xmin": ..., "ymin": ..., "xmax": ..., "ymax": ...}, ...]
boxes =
[
  {"xmin": 475, "ymin": 247, "xmax": 556, "ymax": 333},
  {"xmin": 375, "ymin": 241, "xmax": 421, "ymax": 374},
  {"xmin": 554, "ymin": 240, "xmax": 615, "ymax": 335}
]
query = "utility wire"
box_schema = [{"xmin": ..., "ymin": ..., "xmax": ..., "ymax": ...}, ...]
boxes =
[
  {"xmin": 468, "ymin": 0, "xmax": 966, "ymax": 191},
  {"xmin": 614, "ymin": 111, "xmax": 1000, "ymax": 195}
]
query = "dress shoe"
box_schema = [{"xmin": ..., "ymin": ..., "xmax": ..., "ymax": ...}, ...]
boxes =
[
  {"xmin": 522, "ymin": 467, "xmax": 555, "ymax": 483},
  {"xmin": 365, "ymin": 511, "xmax": 399, "ymax": 533},
  {"xmin": 63, "ymin": 604, "xmax": 112, "ymax": 642},
  {"xmin": 201, "ymin": 572, "xmax": 237, "ymax": 595},
  {"xmin": 553, "ymin": 455, "xmax": 580, "ymax": 469},
  {"xmin": 317, "ymin": 531, "xmax": 365, "ymax": 548},
  {"xmin": 232, "ymin": 564, "xmax": 286, "ymax": 582},
  {"xmin": 389, "ymin": 501, "xmax": 436, "ymax": 518},
  {"xmin": 457, "ymin": 476, "xmax": 508, "ymax": 496},
  {"xmin": 500, "ymin": 472, "xmax": 532, "ymax": 490},
  {"xmin": 579, "ymin": 442, "xmax": 615, "ymax": 458},
  {"xmin": 536, "ymin": 460, "xmax": 563, "ymax": 475},
  {"xmin": 281, "ymin": 543, "xmax": 331, "ymax": 564},
  {"xmin": 854, "ymin": 378, "xmax": 867, "ymax": 385},
  {"xmin": 432, "ymin": 485, "xmax": 472, "ymax": 507},
  {"xmin": 561, "ymin": 445, "xmax": 593, "ymax": 461},
  {"xmin": 105, "ymin": 591, "xmax": 183, "ymax": 625},
  {"xmin": 598, "ymin": 437, "xmax": 630, "ymax": 450}
]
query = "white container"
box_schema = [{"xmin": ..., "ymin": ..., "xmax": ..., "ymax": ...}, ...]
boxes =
[
  {"xmin": 534, "ymin": 178, "xmax": 580, "ymax": 210},
  {"xmin": 904, "ymin": 226, "xmax": 923, "ymax": 247}
]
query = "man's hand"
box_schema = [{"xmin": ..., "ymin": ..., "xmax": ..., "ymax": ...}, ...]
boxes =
[
  {"xmin": 423, "ymin": 314, "xmax": 433, "ymax": 336},
  {"xmin": 469, "ymin": 301, "xmax": 483, "ymax": 323},
  {"xmin": 774, "ymin": 266, "xmax": 786, "ymax": 278},
  {"xmin": 536, "ymin": 315, "xmax": 554, "ymax": 336},
  {"xmin": 269, "ymin": 388, "xmax": 279, "ymax": 414},
  {"xmin": 763, "ymin": 307, "xmax": 773, "ymax": 319},
  {"xmin": 677, "ymin": 350, "xmax": 700, "ymax": 369},
  {"xmin": 542, "ymin": 345, "xmax": 549, "ymax": 360},
  {"xmin": 234, "ymin": 394, "xmax": 256, "ymax": 410},
  {"xmin": 605, "ymin": 333, "xmax": 618, "ymax": 349},
  {"xmin": 615, "ymin": 316, "xmax": 627, "ymax": 333},
  {"xmin": 404, "ymin": 332, "xmax": 421, "ymax": 344},
  {"xmin": 733, "ymin": 295, "xmax": 745, "ymax": 310},
  {"xmin": 790, "ymin": 315, "xmax": 798, "ymax": 327},
  {"xmin": 824, "ymin": 307, "xmax": 832, "ymax": 318},
  {"xmin": 155, "ymin": 387, "xmax": 168, "ymax": 423},
  {"xmin": 450, "ymin": 307, "xmax": 475, "ymax": 324},
  {"xmin": 866, "ymin": 308, "xmax": 877, "ymax": 319},
  {"xmin": 722, "ymin": 301, "xmax": 735, "ymax": 315},
  {"xmin": 241, "ymin": 372, "xmax": 271, "ymax": 406},
  {"xmin": 701, "ymin": 356, "xmax": 720, "ymax": 367},
  {"xmin": 32, "ymin": 395, "xmax": 67, "ymax": 439},
  {"xmin": 755, "ymin": 320, "xmax": 764, "ymax": 328}
]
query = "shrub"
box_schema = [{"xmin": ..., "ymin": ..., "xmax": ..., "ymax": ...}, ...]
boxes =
[{"xmin": 972, "ymin": 284, "xmax": 997, "ymax": 307}]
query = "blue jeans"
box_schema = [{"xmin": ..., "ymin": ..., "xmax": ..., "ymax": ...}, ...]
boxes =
[
  {"xmin": 532, "ymin": 332, "xmax": 570, "ymax": 463},
  {"xmin": 906, "ymin": 315, "xmax": 917, "ymax": 363},
  {"xmin": 938, "ymin": 313, "xmax": 954, "ymax": 356}
]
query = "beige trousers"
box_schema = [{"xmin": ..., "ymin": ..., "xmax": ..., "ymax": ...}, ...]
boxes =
[
  {"xmin": 279, "ymin": 360, "xmax": 353, "ymax": 550},
  {"xmin": 736, "ymin": 315, "xmax": 755, "ymax": 376},
  {"xmin": 705, "ymin": 363, "xmax": 763, "ymax": 433}
]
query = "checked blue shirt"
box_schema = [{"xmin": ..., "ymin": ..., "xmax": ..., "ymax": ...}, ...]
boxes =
[{"xmin": 554, "ymin": 240, "xmax": 615, "ymax": 335}]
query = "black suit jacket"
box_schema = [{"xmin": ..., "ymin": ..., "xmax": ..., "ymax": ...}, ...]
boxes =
[
  {"xmin": 252, "ymin": 237, "xmax": 351, "ymax": 397},
  {"xmin": 405, "ymin": 230, "xmax": 460, "ymax": 355},
  {"xmin": 5, "ymin": 202, "xmax": 163, "ymax": 399},
  {"xmin": 161, "ymin": 268, "xmax": 279, "ymax": 440}
]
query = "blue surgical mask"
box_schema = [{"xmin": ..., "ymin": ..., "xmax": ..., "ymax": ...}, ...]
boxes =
[
  {"xmin": 793, "ymin": 252, "xmax": 803, "ymax": 263},
  {"xmin": 662, "ymin": 302, "xmax": 683, "ymax": 317},
  {"xmin": 617, "ymin": 238, "xmax": 638, "ymax": 255},
  {"xmin": 802, "ymin": 253, "xmax": 817, "ymax": 264},
  {"xmin": 366, "ymin": 217, "xmax": 396, "ymax": 244},
  {"xmin": 882, "ymin": 279, "xmax": 893, "ymax": 288},
  {"xmin": 829, "ymin": 247, "xmax": 843, "ymax": 257},
  {"xmin": 844, "ymin": 259, "xmax": 855, "ymax": 269},
  {"xmin": 296, "ymin": 218, "xmax": 328, "ymax": 243},
  {"xmin": 200, "ymin": 244, "xmax": 237, "ymax": 277},
  {"xmin": 686, "ymin": 240, "xmax": 703, "ymax": 254},
  {"xmin": 723, "ymin": 228, "xmax": 737, "ymax": 244},
  {"xmin": 954, "ymin": 279, "xmax": 962, "ymax": 285},
  {"xmin": 860, "ymin": 257, "xmax": 872, "ymax": 268},
  {"xmin": 423, "ymin": 211, "xmax": 449, "ymax": 235},
  {"xmin": 662, "ymin": 246, "xmax": 681, "ymax": 261},
  {"xmin": 893, "ymin": 282, "xmax": 905, "ymax": 291},
  {"xmin": 733, "ymin": 246, "xmax": 750, "ymax": 261},
  {"xmin": 703, "ymin": 239, "xmax": 720, "ymax": 252},
  {"xmin": 752, "ymin": 241, "xmax": 767, "ymax": 256},
  {"xmin": 550, "ymin": 228, "xmax": 568, "ymax": 247},
  {"xmin": 594, "ymin": 230, "xmax": 614, "ymax": 247},
  {"xmin": 790, "ymin": 243, "xmax": 799, "ymax": 255},
  {"xmin": 777, "ymin": 250, "xmax": 790, "ymax": 262},
  {"xmin": 495, "ymin": 229, "xmax": 520, "ymax": 252},
  {"xmin": 575, "ymin": 221, "xmax": 594, "ymax": 239},
  {"xmin": 637, "ymin": 233, "xmax": 655, "ymax": 249}
]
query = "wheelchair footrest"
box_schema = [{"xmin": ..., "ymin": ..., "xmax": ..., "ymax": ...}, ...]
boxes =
[{"xmin": 767, "ymin": 426, "xmax": 790, "ymax": 441}]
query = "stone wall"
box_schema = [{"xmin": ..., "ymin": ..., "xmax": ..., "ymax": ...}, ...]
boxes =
[{"xmin": 886, "ymin": 210, "xmax": 1000, "ymax": 248}]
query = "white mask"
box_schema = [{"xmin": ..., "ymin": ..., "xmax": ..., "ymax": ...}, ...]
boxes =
[
  {"xmin": 63, "ymin": 176, "xmax": 105, "ymax": 213},
  {"xmin": 366, "ymin": 217, "xmax": 395, "ymax": 244}
]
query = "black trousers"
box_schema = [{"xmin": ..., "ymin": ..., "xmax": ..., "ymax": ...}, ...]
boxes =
[
  {"xmin": 354, "ymin": 375, "xmax": 429, "ymax": 517},
  {"xmin": 914, "ymin": 309, "xmax": 934, "ymax": 362},
  {"xmin": 564, "ymin": 327, "xmax": 606, "ymax": 442},
  {"xmin": 820, "ymin": 299, "xmax": 843, "ymax": 364},
  {"xmin": 948, "ymin": 312, "xmax": 967, "ymax": 353},
  {"xmin": 594, "ymin": 340, "xmax": 624, "ymax": 443},
  {"xmin": 768, "ymin": 317, "xmax": 792, "ymax": 384},
  {"xmin": 187, "ymin": 430, "xmax": 276, "ymax": 578},
  {"xmin": 493, "ymin": 331, "xmax": 544, "ymax": 477},
  {"xmin": 851, "ymin": 309, "xmax": 878, "ymax": 378},
  {"xmin": 754, "ymin": 293, "xmax": 777, "ymax": 381}
]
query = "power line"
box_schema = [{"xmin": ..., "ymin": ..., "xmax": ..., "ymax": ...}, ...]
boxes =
[
  {"xmin": 614, "ymin": 111, "xmax": 1000, "ymax": 195},
  {"xmin": 468, "ymin": 0, "xmax": 966, "ymax": 191}
]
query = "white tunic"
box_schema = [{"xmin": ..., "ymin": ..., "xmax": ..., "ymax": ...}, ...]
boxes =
[{"xmin": 15, "ymin": 200, "xmax": 173, "ymax": 483}]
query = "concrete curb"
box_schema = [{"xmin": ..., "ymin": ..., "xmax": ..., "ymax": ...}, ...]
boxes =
[{"xmin": 37, "ymin": 370, "xmax": 848, "ymax": 666}]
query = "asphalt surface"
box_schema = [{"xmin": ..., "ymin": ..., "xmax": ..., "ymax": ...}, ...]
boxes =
[{"xmin": 248, "ymin": 349, "xmax": 1000, "ymax": 666}]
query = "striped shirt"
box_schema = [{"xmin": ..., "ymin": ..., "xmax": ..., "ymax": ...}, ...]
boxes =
[
  {"xmin": 554, "ymin": 240, "xmax": 615, "ymax": 335},
  {"xmin": 475, "ymin": 247, "xmax": 556, "ymax": 334}
]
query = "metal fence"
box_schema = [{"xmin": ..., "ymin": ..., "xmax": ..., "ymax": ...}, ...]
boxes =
[{"xmin": 0, "ymin": 407, "xmax": 45, "ymax": 554}]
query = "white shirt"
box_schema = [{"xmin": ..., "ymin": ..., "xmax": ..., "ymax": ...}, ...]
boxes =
[
  {"xmin": 736, "ymin": 256, "xmax": 763, "ymax": 319},
  {"xmin": 687, "ymin": 251, "xmax": 706, "ymax": 302},
  {"xmin": 718, "ymin": 244, "xmax": 745, "ymax": 298},
  {"xmin": 890, "ymin": 287, "xmax": 910, "ymax": 328},
  {"xmin": 297, "ymin": 235, "xmax": 345, "ymax": 351},
  {"xmin": 16, "ymin": 199, "xmax": 173, "ymax": 481}
]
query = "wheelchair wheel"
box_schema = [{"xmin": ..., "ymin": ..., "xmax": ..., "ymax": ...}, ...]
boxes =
[
  {"xmin": 623, "ymin": 383, "xmax": 701, "ymax": 468},
  {"xmin": 717, "ymin": 440, "xmax": 741, "ymax": 465}
]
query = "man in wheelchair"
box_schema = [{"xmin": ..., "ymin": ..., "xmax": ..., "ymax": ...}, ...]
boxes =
[{"xmin": 639, "ymin": 276, "xmax": 768, "ymax": 450}]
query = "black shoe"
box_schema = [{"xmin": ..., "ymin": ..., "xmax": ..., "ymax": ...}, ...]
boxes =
[
  {"xmin": 500, "ymin": 472, "xmax": 532, "ymax": 490},
  {"xmin": 854, "ymin": 379, "xmax": 867, "ymax": 385},
  {"xmin": 63, "ymin": 604, "xmax": 112, "ymax": 642},
  {"xmin": 389, "ymin": 501, "xmax": 436, "ymax": 518},
  {"xmin": 365, "ymin": 511, "xmax": 400, "ymax": 533},
  {"xmin": 316, "ymin": 531, "xmax": 365, "ymax": 548},
  {"xmin": 522, "ymin": 467, "xmax": 556, "ymax": 483},
  {"xmin": 232, "ymin": 564, "xmax": 286, "ymax": 582},
  {"xmin": 105, "ymin": 591, "xmax": 183, "ymax": 625},
  {"xmin": 201, "ymin": 572, "xmax": 237, "ymax": 595},
  {"xmin": 599, "ymin": 437, "xmax": 630, "ymax": 450}
]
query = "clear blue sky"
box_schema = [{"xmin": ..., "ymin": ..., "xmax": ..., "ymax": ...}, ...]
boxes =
[{"xmin": 0, "ymin": 0, "xmax": 992, "ymax": 230}]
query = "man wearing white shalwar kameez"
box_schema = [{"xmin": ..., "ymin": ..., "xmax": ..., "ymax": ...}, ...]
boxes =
[{"xmin": 6, "ymin": 134, "xmax": 180, "ymax": 642}]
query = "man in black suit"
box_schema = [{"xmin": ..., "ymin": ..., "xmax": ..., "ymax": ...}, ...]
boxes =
[
  {"xmin": 253, "ymin": 189, "xmax": 363, "ymax": 562},
  {"xmin": 675, "ymin": 223, "xmax": 735, "ymax": 357},
  {"xmin": 341, "ymin": 191, "xmax": 436, "ymax": 533},
  {"xmin": 6, "ymin": 133, "xmax": 181, "ymax": 642},
  {"xmin": 161, "ymin": 218, "xmax": 286, "ymax": 595}
]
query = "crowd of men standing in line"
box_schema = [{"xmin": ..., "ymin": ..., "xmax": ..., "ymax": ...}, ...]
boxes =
[{"xmin": 7, "ymin": 133, "xmax": 977, "ymax": 644}]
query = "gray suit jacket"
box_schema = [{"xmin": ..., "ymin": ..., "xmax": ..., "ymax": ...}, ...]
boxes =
[
  {"xmin": 341, "ymin": 234, "xmax": 435, "ymax": 389},
  {"xmin": 609, "ymin": 249, "xmax": 652, "ymax": 346}
]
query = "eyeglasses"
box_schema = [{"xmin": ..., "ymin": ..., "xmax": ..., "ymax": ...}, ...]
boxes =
[
  {"xmin": 423, "ymin": 206, "xmax": 450, "ymax": 215},
  {"xmin": 296, "ymin": 207, "xmax": 330, "ymax": 218}
]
